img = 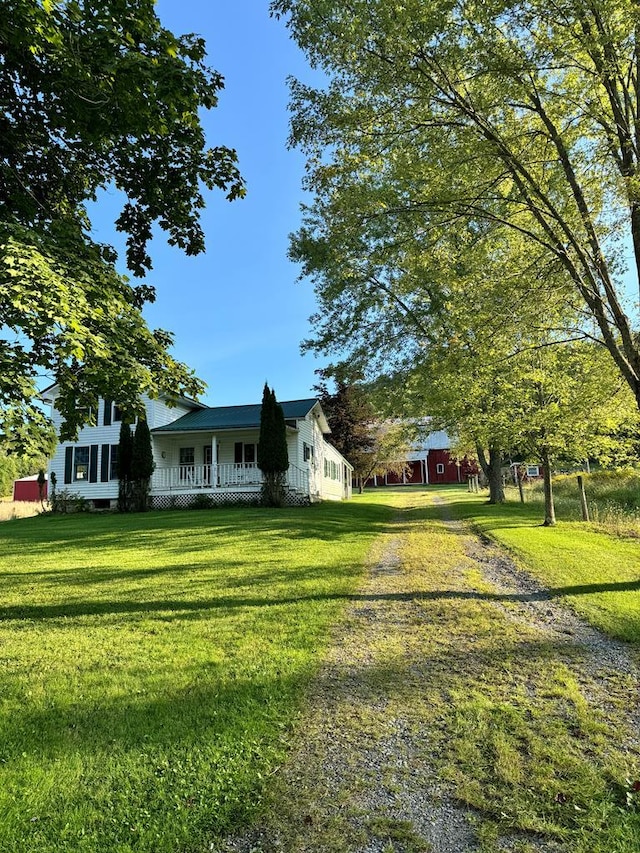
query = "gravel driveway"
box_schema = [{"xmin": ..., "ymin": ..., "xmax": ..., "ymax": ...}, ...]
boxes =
[{"xmin": 213, "ymin": 497, "xmax": 640, "ymax": 853}]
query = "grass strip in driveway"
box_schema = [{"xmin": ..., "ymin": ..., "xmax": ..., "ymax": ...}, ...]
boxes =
[
  {"xmin": 433, "ymin": 485, "xmax": 640, "ymax": 643},
  {"xmin": 218, "ymin": 489, "xmax": 640, "ymax": 853},
  {"xmin": 0, "ymin": 500, "xmax": 393, "ymax": 853}
]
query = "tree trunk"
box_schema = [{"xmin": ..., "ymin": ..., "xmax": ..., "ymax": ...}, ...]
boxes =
[
  {"xmin": 515, "ymin": 466, "xmax": 525, "ymax": 503},
  {"xmin": 541, "ymin": 450, "xmax": 556, "ymax": 526},
  {"xmin": 476, "ymin": 443, "xmax": 505, "ymax": 504}
]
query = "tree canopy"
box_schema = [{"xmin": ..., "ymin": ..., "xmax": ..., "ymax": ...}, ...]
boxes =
[
  {"xmin": 273, "ymin": 0, "xmax": 640, "ymax": 411},
  {"xmin": 1, "ymin": 0, "xmax": 245, "ymax": 450},
  {"xmin": 316, "ymin": 376, "xmax": 410, "ymax": 492}
]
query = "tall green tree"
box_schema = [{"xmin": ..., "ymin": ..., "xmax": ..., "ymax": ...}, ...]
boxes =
[
  {"xmin": 1, "ymin": 0, "xmax": 245, "ymax": 450},
  {"xmin": 257, "ymin": 383, "xmax": 289, "ymax": 507},
  {"xmin": 131, "ymin": 417, "xmax": 155, "ymax": 512},
  {"xmin": 316, "ymin": 375, "xmax": 410, "ymax": 492},
  {"xmin": 272, "ymin": 0, "xmax": 640, "ymax": 413},
  {"xmin": 314, "ymin": 375, "xmax": 376, "ymax": 463}
]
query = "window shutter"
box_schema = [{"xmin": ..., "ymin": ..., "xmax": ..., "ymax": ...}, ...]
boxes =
[
  {"xmin": 103, "ymin": 399, "xmax": 112, "ymax": 426},
  {"xmin": 64, "ymin": 447, "xmax": 73, "ymax": 484},
  {"xmin": 100, "ymin": 444, "xmax": 110, "ymax": 482},
  {"xmin": 234, "ymin": 442, "xmax": 243, "ymax": 464},
  {"xmin": 89, "ymin": 445, "xmax": 99, "ymax": 483}
]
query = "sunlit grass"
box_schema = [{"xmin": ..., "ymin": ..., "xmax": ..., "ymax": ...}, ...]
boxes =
[
  {"xmin": 0, "ymin": 501, "xmax": 393, "ymax": 853},
  {"xmin": 3, "ymin": 489, "xmax": 639, "ymax": 853},
  {"xmin": 0, "ymin": 500, "xmax": 43, "ymax": 521},
  {"xmin": 522, "ymin": 469, "xmax": 640, "ymax": 536},
  {"xmin": 436, "ymin": 485, "xmax": 640, "ymax": 643}
]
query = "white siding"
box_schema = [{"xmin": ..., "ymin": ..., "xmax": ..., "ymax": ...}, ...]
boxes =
[
  {"xmin": 296, "ymin": 411, "xmax": 352, "ymax": 501},
  {"xmin": 47, "ymin": 395, "xmax": 353, "ymax": 504},
  {"xmin": 320, "ymin": 440, "xmax": 352, "ymax": 500},
  {"xmin": 146, "ymin": 397, "xmax": 194, "ymax": 430},
  {"xmin": 48, "ymin": 394, "xmax": 198, "ymax": 503}
]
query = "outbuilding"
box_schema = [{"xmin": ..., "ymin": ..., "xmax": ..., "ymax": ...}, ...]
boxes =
[{"xmin": 13, "ymin": 474, "xmax": 47, "ymax": 502}]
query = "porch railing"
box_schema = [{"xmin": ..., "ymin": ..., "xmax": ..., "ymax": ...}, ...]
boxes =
[{"xmin": 151, "ymin": 463, "xmax": 309, "ymax": 494}]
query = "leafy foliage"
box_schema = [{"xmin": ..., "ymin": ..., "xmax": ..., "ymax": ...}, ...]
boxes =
[
  {"xmin": 0, "ymin": 443, "xmax": 51, "ymax": 497},
  {"xmin": 315, "ymin": 376, "xmax": 375, "ymax": 462},
  {"xmin": 1, "ymin": 0, "xmax": 245, "ymax": 449},
  {"xmin": 273, "ymin": 0, "xmax": 640, "ymax": 407}
]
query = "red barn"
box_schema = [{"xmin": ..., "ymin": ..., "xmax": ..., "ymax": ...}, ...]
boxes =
[
  {"xmin": 12, "ymin": 474, "xmax": 47, "ymax": 502},
  {"xmin": 361, "ymin": 427, "xmax": 479, "ymax": 487}
]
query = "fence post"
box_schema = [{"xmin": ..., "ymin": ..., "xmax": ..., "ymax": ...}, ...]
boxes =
[
  {"xmin": 577, "ymin": 474, "xmax": 590, "ymax": 522},
  {"xmin": 515, "ymin": 467, "xmax": 525, "ymax": 503}
]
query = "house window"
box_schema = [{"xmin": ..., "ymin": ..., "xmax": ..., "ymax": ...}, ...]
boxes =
[
  {"xmin": 110, "ymin": 445, "xmax": 119, "ymax": 480},
  {"xmin": 526, "ymin": 465, "xmax": 540, "ymax": 477},
  {"xmin": 113, "ymin": 404, "xmax": 123, "ymax": 422},
  {"xmin": 234, "ymin": 443, "xmax": 257, "ymax": 465},
  {"xmin": 324, "ymin": 458, "xmax": 329, "ymax": 477},
  {"xmin": 436, "ymin": 463, "xmax": 445, "ymax": 475},
  {"xmin": 180, "ymin": 447, "xmax": 195, "ymax": 466},
  {"xmin": 179, "ymin": 447, "xmax": 195, "ymax": 483},
  {"xmin": 303, "ymin": 442, "xmax": 313, "ymax": 462},
  {"xmin": 74, "ymin": 446, "xmax": 90, "ymax": 480}
]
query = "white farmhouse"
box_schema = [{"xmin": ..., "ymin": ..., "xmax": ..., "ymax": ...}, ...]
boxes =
[{"xmin": 44, "ymin": 390, "xmax": 353, "ymax": 509}]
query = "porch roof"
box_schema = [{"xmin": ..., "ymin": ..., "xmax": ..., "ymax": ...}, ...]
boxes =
[{"xmin": 151, "ymin": 398, "xmax": 324, "ymax": 434}]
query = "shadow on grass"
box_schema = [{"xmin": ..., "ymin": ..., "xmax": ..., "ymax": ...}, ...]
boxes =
[
  {"xmin": 0, "ymin": 627, "xmax": 615, "ymax": 763},
  {"xmin": 2, "ymin": 578, "xmax": 639, "ymax": 623},
  {"xmin": 0, "ymin": 499, "xmax": 396, "ymax": 553}
]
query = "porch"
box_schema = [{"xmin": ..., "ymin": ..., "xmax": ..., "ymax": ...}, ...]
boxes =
[{"xmin": 150, "ymin": 462, "xmax": 310, "ymax": 496}]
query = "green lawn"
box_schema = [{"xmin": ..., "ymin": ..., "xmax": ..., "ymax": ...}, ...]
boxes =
[
  {"xmin": 0, "ymin": 501, "xmax": 393, "ymax": 853},
  {"xmin": 436, "ymin": 485, "xmax": 640, "ymax": 643},
  {"xmin": 2, "ymin": 490, "xmax": 639, "ymax": 853}
]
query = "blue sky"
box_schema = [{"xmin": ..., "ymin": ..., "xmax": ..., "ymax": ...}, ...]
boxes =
[{"xmin": 90, "ymin": 2, "xmax": 325, "ymax": 407}]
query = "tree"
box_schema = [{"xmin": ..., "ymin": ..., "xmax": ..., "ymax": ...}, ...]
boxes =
[
  {"xmin": 349, "ymin": 421, "xmax": 411, "ymax": 494},
  {"xmin": 116, "ymin": 420, "xmax": 134, "ymax": 513},
  {"xmin": 0, "ymin": 438, "xmax": 52, "ymax": 497},
  {"xmin": 131, "ymin": 417, "xmax": 155, "ymax": 512},
  {"xmin": 316, "ymin": 375, "xmax": 411, "ymax": 492},
  {"xmin": 272, "ymin": 0, "xmax": 640, "ymax": 414},
  {"xmin": 382, "ymin": 324, "xmax": 638, "ymax": 523},
  {"xmin": 257, "ymin": 383, "xmax": 289, "ymax": 507},
  {"xmin": 0, "ymin": 451, "xmax": 17, "ymax": 498},
  {"xmin": 315, "ymin": 375, "xmax": 376, "ymax": 461},
  {"xmin": 1, "ymin": 0, "xmax": 245, "ymax": 450}
]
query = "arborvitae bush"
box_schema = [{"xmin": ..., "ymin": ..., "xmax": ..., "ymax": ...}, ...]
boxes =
[{"xmin": 257, "ymin": 383, "xmax": 289, "ymax": 507}]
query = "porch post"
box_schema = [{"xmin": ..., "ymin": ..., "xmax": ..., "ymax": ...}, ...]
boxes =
[{"xmin": 211, "ymin": 435, "xmax": 217, "ymax": 488}]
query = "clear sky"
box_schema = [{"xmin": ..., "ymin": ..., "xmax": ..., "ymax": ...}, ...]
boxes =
[{"xmin": 89, "ymin": 2, "xmax": 325, "ymax": 407}]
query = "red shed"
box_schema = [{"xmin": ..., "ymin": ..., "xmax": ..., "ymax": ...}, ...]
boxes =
[
  {"xmin": 13, "ymin": 474, "xmax": 47, "ymax": 502},
  {"xmin": 426, "ymin": 449, "xmax": 462, "ymax": 484}
]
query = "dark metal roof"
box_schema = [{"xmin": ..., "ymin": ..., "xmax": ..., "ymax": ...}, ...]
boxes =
[{"xmin": 151, "ymin": 398, "xmax": 321, "ymax": 433}]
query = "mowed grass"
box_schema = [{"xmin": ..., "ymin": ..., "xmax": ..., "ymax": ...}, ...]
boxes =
[
  {"xmin": 436, "ymin": 485, "xmax": 640, "ymax": 643},
  {"xmin": 0, "ymin": 501, "xmax": 393, "ymax": 853},
  {"xmin": 242, "ymin": 488, "xmax": 640, "ymax": 853},
  {"xmin": 394, "ymin": 492, "xmax": 640, "ymax": 853}
]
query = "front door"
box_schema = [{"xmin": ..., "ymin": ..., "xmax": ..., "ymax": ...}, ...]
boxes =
[{"xmin": 203, "ymin": 445, "xmax": 212, "ymax": 485}]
